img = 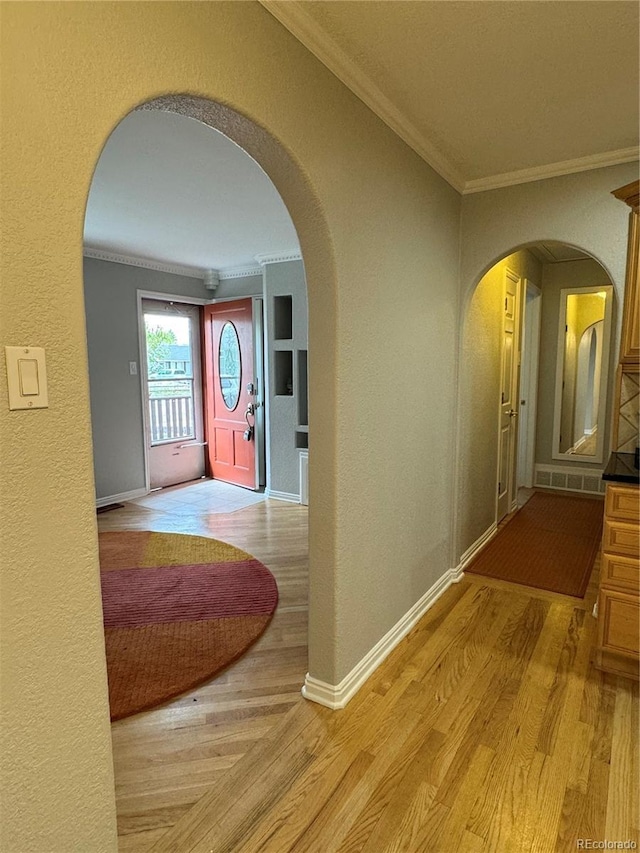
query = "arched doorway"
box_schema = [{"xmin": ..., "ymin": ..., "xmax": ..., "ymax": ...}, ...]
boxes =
[
  {"xmin": 83, "ymin": 94, "xmax": 336, "ymax": 848},
  {"xmin": 455, "ymin": 240, "xmax": 616, "ymax": 569}
]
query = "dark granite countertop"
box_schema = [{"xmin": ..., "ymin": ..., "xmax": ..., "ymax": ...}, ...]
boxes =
[{"xmin": 602, "ymin": 452, "xmax": 640, "ymax": 485}]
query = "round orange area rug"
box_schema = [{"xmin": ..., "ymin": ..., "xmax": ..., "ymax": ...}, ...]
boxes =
[{"xmin": 99, "ymin": 530, "xmax": 278, "ymax": 720}]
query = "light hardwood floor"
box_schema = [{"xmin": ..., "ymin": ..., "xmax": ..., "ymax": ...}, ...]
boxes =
[
  {"xmin": 99, "ymin": 485, "xmax": 638, "ymax": 853},
  {"xmin": 98, "ymin": 488, "xmax": 309, "ymax": 853}
]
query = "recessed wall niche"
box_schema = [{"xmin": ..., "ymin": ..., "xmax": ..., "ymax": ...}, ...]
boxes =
[
  {"xmin": 297, "ymin": 349, "xmax": 308, "ymax": 427},
  {"xmin": 274, "ymin": 350, "xmax": 293, "ymax": 396},
  {"xmin": 264, "ymin": 259, "xmax": 308, "ymax": 498},
  {"xmin": 273, "ymin": 295, "xmax": 293, "ymax": 340}
]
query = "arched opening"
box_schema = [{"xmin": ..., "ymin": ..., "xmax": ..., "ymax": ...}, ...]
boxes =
[
  {"xmin": 82, "ymin": 95, "xmax": 335, "ymax": 845},
  {"xmin": 455, "ymin": 240, "xmax": 616, "ymax": 571}
]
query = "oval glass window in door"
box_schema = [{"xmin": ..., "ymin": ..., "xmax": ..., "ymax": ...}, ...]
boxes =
[{"xmin": 219, "ymin": 322, "xmax": 242, "ymax": 410}]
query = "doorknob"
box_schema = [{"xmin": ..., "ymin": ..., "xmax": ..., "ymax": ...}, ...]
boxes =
[
  {"xmin": 508, "ymin": 409, "xmax": 518, "ymax": 418},
  {"xmin": 244, "ymin": 405, "xmax": 255, "ymax": 442}
]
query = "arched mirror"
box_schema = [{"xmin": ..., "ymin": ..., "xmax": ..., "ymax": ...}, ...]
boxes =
[{"xmin": 552, "ymin": 285, "xmax": 613, "ymax": 463}]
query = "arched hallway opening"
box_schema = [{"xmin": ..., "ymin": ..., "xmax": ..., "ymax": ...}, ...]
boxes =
[
  {"xmin": 454, "ymin": 240, "xmax": 616, "ymax": 574},
  {"xmin": 83, "ymin": 95, "xmax": 333, "ymax": 849}
]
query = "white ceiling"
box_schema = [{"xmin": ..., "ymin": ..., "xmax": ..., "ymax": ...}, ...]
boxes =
[
  {"xmin": 85, "ymin": 3, "xmax": 639, "ymax": 272},
  {"xmin": 263, "ymin": 0, "xmax": 639, "ymax": 192},
  {"xmin": 84, "ymin": 110, "xmax": 300, "ymax": 275},
  {"xmin": 528, "ymin": 242, "xmax": 591, "ymax": 265}
]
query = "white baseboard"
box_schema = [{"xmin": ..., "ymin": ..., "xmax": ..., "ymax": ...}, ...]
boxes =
[
  {"xmin": 96, "ymin": 488, "xmax": 147, "ymax": 508},
  {"xmin": 303, "ymin": 521, "xmax": 502, "ymax": 711},
  {"xmin": 452, "ymin": 522, "xmax": 498, "ymax": 581},
  {"xmin": 265, "ymin": 489, "xmax": 300, "ymax": 503},
  {"xmin": 302, "ymin": 567, "xmax": 454, "ymax": 710}
]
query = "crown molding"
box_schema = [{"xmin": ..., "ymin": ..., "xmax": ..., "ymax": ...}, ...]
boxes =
[
  {"xmin": 218, "ymin": 264, "xmax": 263, "ymax": 280},
  {"xmin": 260, "ymin": 1, "xmax": 639, "ymax": 197},
  {"xmin": 259, "ymin": 0, "xmax": 466, "ymax": 193},
  {"xmin": 463, "ymin": 147, "xmax": 640, "ymax": 195},
  {"xmin": 83, "ymin": 249, "xmax": 295, "ymax": 281},
  {"xmin": 612, "ymin": 178, "xmax": 640, "ymax": 212},
  {"xmin": 254, "ymin": 251, "xmax": 303, "ymax": 266},
  {"xmin": 83, "ymin": 247, "xmax": 206, "ymax": 280}
]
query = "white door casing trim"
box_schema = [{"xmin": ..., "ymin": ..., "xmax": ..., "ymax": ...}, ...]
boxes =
[
  {"xmin": 496, "ymin": 268, "xmax": 522, "ymax": 523},
  {"xmin": 137, "ymin": 292, "xmax": 209, "ymax": 492},
  {"xmin": 517, "ymin": 280, "xmax": 542, "ymax": 489}
]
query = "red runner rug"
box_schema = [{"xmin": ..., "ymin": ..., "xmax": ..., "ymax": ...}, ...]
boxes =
[
  {"xmin": 99, "ymin": 530, "xmax": 278, "ymax": 720},
  {"xmin": 465, "ymin": 492, "xmax": 603, "ymax": 597}
]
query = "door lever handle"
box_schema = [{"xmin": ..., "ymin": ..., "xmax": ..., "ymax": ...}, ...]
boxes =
[{"xmin": 507, "ymin": 409, "xmax": 518, "ymax": 418}]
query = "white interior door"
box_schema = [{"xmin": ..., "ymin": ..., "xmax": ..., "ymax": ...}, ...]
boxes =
[
  {"xmin": 497, "ymin": 269, "xmax": 521, "ymax": 521},
  {"xmin": 142, "ymin": 299, "xmax": 205, "ymax": 489},
  {"xmin": 517, "ymin": 281, "xmax": 542, "ymax": 489}
]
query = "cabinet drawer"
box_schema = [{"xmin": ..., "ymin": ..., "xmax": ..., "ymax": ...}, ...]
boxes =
[
  {"xmin": 603, "ymin": 519, "xmax": 640, "ymax": 558},
  {"xmin": 601, "ymin": 552, "xmax": 640, "ymax": 593},
  {"xmin": 597, "ymin": 588, "xmax": 639, "ymax": 657},
  {"xmin": 605, "ymin": 484, "xmax": 639, "ymax": 523}
]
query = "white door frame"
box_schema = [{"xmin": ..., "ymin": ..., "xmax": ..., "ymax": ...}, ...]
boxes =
[
  {"xmin": 136, "ymin": 290, "xmax": 209, "ymax": 493},
  {"xmin": 496, "ymin": 268, "xmax": 522, "ymax": 521},
  {"xmin": 517, "ymin": 279, "xmax": 542, "ymax": 489},
  {"xmin": 252, "ymin": 297, "xmax": 267, "ymax": 489}
]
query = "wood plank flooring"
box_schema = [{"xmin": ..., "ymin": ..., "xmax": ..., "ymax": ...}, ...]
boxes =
[
  {"xmin": 98, "ymin": 489, "xmax": 309, "ymax": 853},
  {"xmin": 100, "ymin": 485, "xmax": 638, "ymax": 853}
]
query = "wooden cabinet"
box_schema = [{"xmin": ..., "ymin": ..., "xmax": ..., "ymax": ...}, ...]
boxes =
[
  {"xmin": 605, "ymin": 482, "xmax": 640, "ymax": 520},
  {"xmin": 603, "ymin": 518, "xmax": 640, "ymax": 557},
  {"xmin": 596, "ymin": 482, "xmax": 640, "ymax": 680},
  {"xmin": 601, "ymin": 552, "xmax": 639, "ymax": 590},
  {"xmin": 612, "ymin": 180, "xmax": 640, "ymax": 367},
  {"xmin": 600, "ymin": 181, "xmax": 640, "ymax": 679},
  {"xmin": 620, "ymin": 210, "xmax": 639, "ymax": 364}
]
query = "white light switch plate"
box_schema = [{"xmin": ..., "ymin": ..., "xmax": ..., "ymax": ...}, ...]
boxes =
[{"xmin": 5, "ymin": 346, "xmax": 49, "ymax": 410}]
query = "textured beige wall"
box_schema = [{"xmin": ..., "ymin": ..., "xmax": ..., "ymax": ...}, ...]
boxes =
[
  {"xmin": 455, "ymin": 163, "xmax": 637, "ymax": 563},
  {"xmin": 0, "ymin": 3, "xmax": 460, "ymax": 849},
  {"xmin": 460, "ymin": 163, "xmax": 637, "ymax": 322},
  {"xmin": 457, "ymin": 252, "xmax": 542, "ymax": 555}
]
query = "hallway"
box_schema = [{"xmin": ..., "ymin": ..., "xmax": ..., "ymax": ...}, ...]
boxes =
[
  {"xmin": 98, "ymin": 489, "xmax": 637, "ymax": 852},
  {"xmin": 152, "ymin": 553, "xmax": 637, "ymax": 852}
]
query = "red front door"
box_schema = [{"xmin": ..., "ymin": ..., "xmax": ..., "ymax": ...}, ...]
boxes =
[{"xmin": 203, "ymin": 299, "xmax": 257, "ymax": 489}]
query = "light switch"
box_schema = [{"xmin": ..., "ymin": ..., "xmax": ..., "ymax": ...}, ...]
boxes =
[
  {"xmin": 5, "ymin": 346, "xmax": 48, "ymax": 410},
  {"xmin": 19, "ymin": 359, "xmax": 40, "ymax": 395}
]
